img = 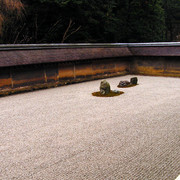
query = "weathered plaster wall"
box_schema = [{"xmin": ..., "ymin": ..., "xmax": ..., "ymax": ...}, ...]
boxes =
[
  {"xmin": 0, "ymin": 43, "xmax": 180, "ymax": 96},
  {"xmin": 0, "ymin": 57, "xmax": 130, "ymax": 96},
  {"xmin": 132, "ymin": 57, "xmax": 180, "ymax": 77}
]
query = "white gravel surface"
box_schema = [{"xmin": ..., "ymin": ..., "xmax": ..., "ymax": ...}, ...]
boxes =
[{"xmin": 0, "ymin": 75, "xmax": 180, "ymax": 180}]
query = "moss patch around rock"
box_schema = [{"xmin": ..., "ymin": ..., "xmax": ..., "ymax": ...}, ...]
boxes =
[{"xmin": 92, "ymin": 90, "xmax": 124, "ymax": 97}]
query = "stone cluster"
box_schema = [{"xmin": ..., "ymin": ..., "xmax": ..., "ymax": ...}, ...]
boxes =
[
  {"xmin": 98, "ymin": 77, "xmax": 138, "ymax": 96},
  {"xmin": 118, "ymin": 77, "xmax": 138, "ymax": 87}
]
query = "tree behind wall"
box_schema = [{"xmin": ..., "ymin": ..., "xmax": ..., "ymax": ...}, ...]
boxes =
[
  {"xmin": 163, "ymin": 0, "xmax": 180, "ymax": 41},
  {"xmin": 0, "ymin": 0, "xmax": 24, "ymax": 43},
  {"xmin": 121, "ymin": 0, "xmax": 165, "ymax": 42},
  {"xmin": 0, "ymin": 0, "xmax": 171, "ymax": 43}
]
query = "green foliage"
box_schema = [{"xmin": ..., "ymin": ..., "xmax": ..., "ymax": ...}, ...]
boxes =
[
  {"xmin": 163, "ymin": 0, "xmax": 180, "ymax": 41},
  {"xmin": 121, "ymin": 0, "xmax": 165, "ymax": 42},
  {"xmin": 1, "ymin": 0, "xmax": 179, "ymax": 43}
]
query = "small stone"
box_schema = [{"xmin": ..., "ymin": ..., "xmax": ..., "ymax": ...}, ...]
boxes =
[
  {"xmin": 100, "ymin": 80, "xmax": 110, "ymax": 95},
  {"xmin": 130, "ymin": 77, "xmax": 138, "ymax": 85},
  {"xmin": 118, "ymin": 80, "xmax": 130, "ymax": 87},
  {"xmin": 113, "ymin": 90, "xmax": 120, "ymax": 93}
]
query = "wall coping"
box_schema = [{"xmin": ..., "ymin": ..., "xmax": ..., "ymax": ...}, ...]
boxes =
[
  {"xmin": 1, "ymin": 42, "xmax": 180, "ymax": 51},
  {"xmin": 0, "ymin": 42, "xmax": 180, "ymax": 67}
]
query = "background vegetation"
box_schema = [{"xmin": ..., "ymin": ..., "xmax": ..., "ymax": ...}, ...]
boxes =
[{"xmin": 0, "ymin": 0, "xmax": 180, "ymax": 44}]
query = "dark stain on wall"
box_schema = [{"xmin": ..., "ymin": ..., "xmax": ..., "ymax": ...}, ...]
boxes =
[
  {"xmin": 133, "ymin": 56, "xmax": 180, "ymax": 76},
  {"xmin": 0, "ymin": 67, "xmax": 11, "ymax": 89},
  {"xmin": 44, "ymin": 63, "xmax": 59, "ymax": 83},
  {"xmin": 12, "ymin": 64, "xmax": 45, "ymax": 88}
]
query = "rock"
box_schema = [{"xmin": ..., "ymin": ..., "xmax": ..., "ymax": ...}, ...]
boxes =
[
  {"xmin": 112, "ymin": 89, "xmax": 120, "ymax": 93},
  {"xmin": 118, "ymin": 80, "xmax": 130, "ymax": 87},
  {"xmin": 130, "ymin": 77, "xmax": 138, "ymax": 85},
  {"xmin": 100, "ymin": 80, "xmax": 110, "ymax": 95}
]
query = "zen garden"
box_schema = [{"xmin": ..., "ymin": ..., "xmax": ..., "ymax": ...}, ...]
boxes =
[{"xmin": 0, "ymin": 1, "xmax": 180, "ymax": 180}]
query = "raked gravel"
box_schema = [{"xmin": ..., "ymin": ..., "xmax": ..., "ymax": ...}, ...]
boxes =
[{"xmin": 0, "ymin": 75, "xmax": 180, "ymax": 180}]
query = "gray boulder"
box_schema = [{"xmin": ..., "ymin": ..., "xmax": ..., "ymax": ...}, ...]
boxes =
[{"xmin": 100, "ymin": 80, "xmax": 110, "ymax": 95}]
